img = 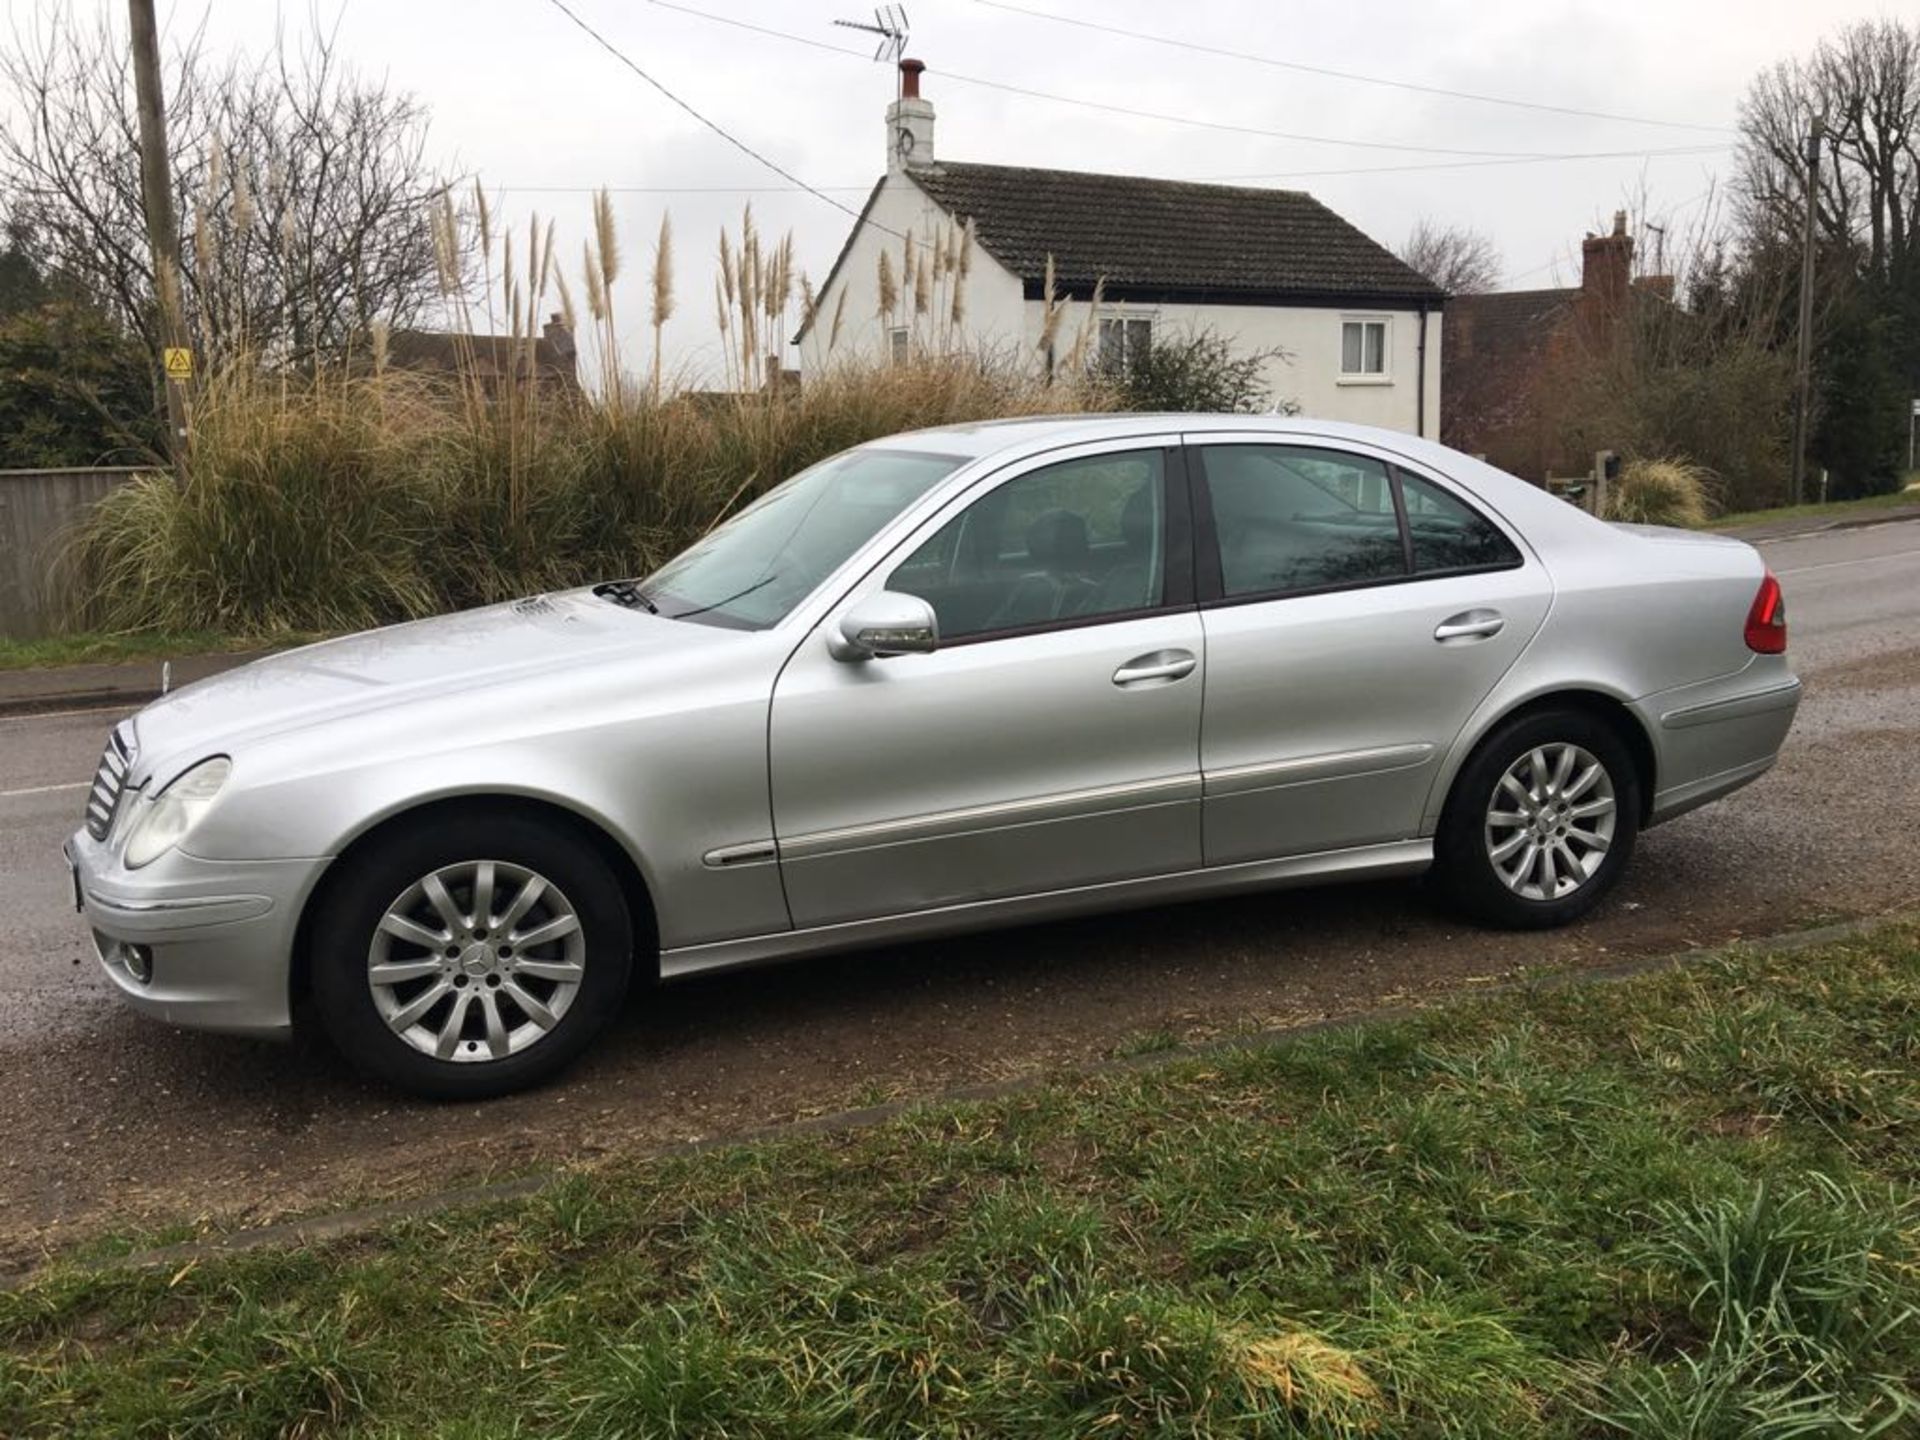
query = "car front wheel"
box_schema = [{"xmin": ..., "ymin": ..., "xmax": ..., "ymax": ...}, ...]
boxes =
[
  {"xmin": 310, "ymin": 811, "xmax": 633, "ymax": 1099},
  {"xmin": 1433, "ymin": 709, "xmax": 1640, "ymax": 929}
]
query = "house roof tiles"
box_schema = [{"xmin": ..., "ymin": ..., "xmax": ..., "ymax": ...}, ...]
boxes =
[{"xmin": 905, "ymin": 161, "xmax": 1446, "ymax": 306}]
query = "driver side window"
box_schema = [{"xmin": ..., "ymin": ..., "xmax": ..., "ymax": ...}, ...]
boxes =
[{"xmin": 888, "ymin": 450, "xmax": 1168, "ymax": 642}]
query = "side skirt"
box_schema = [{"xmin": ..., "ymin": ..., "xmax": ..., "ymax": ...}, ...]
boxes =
[{"xmin": 658, "ymin": 839, "xmax": 1433, "ymax": 982}]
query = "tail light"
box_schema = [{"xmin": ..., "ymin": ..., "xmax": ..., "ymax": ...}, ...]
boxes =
[{"xmin": 1744, "ymin": 572, "xmax": 1787, "ymax": 654}]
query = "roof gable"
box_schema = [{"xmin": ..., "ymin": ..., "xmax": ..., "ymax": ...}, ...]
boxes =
[
  {"xmin": 904, "ymin": 161, "xmax": 1444, "ymax": 307},
  {"xmin": 792, "ymin": 176, "xmax": 888, "ymax": 343}
]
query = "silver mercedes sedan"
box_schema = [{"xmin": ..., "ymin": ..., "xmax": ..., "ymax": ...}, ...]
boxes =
[{"xmin": 66, "ymin": 416, "xmax": 1799, "ymax": 1097}]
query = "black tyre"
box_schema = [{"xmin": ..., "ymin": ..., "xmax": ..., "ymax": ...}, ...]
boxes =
[
  {"xmin": 310, "ymin": 809, "xmax": 633, "ymax": 1099},
  {"xmin": 1432, "ymin": 708, "xmax": 1641, "ymax": 929}
]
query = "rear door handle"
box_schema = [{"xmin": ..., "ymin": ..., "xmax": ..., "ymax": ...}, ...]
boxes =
[
  {"xmin": 1434, "ymin": 610, "xmax": 1506, "ymax": 643},
  {"xmin": 1113, "ymin": 649, "xmax": 1197, "ymax": 687}
]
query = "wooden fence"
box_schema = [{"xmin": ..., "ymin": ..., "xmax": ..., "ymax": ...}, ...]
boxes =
[{"xmin": 0, "ymin": 467, "xmax": 147, "ymax": 639}]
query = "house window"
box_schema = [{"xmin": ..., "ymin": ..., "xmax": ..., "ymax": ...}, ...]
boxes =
[
  {"xmin": 1340, "ymin": 318, "xmax": 1389, "ymax": 377},
  {"xmin": 1098, "ymin": 316, "xmax": 1152, "ymax": 374},
  {"xmin": 889, "ymin": 326, "xmax": 910, "ymax": 365}
]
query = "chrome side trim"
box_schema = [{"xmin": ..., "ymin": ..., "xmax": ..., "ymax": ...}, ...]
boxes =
[
  {"xmin": 777, "ymin": 773, "xmax": 1202, "ymax": 861},
  {"xmin": 702, "ymin": 840, "xmax": 779, "ymax": 870},
  {"xmin": 660, "ymin": 838, "xmax": 1432, "ymax": 980},
  {"xmin": 1204, "ymin": 743, "xmax": 1436, "ymax": 798},
  {"xmin": 85, "ymin": 892, "xmax": 274, "ymax": 933},
  {"xmin": 1660, "ymin": 679, "xmax": 1802, "ymax": 730}
]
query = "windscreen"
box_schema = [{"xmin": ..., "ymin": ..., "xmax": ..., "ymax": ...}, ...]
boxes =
[{"xmin": 640, "ymin": 448, "xmax": 966, "ymax": 629}]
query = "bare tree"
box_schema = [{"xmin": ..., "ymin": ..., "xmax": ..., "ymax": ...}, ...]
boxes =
[
  {"xmin": 0, "ymin": 6, "xmax": 457, "ymax": 367},
  {"xmin": 1735, "ymin": 19, "xmax": 1920, "ymax": 277},
  {"xmin": 1398, "ymin": 219, "xmax": 1503, "ymax": 295}
]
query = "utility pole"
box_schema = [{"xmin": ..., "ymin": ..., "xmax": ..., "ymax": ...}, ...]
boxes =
[
  {"xmin": 1788, "ymin": 115, "xmax": 1823, "ymax": 507},
  {"xmin": 128, "ymin": 0, "xmax": 191, "ymax": 487}
]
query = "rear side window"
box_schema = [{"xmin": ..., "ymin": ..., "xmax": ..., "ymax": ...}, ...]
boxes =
[
  {"xmin": 1200, "ymin": 445, "xmax": 1404, "ymax": 597},
  {"xmin": 1195, "ymin": 444, "xmax": 1521, "ymax": 602},
  {"xmin": 1400, "ymin": 472, "xmax": 1521, "ymax": 573}
]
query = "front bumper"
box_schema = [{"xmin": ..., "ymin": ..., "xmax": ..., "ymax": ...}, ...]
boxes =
[{"xmin": 65, "ymin": 829, "xmax": 326, "ymax": 1037}]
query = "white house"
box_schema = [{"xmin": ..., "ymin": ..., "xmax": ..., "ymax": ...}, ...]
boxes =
[{"xmin": 796, "ymin": 59, "xmax": 1445, "ymax": 437}]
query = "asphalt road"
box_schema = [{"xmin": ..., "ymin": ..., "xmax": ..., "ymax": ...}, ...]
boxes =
[{"xmin": 4, "ymin": 517, "xmax": 1918, "ymax": 1265}]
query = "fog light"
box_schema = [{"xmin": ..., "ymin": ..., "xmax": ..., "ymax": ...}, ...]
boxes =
[{"xmin": 123, "ymin": 943, "xmax": 153, "ymax": 985}]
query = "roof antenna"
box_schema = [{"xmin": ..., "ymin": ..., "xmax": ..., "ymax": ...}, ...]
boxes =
[{"xmin": 833, "ymin": 5, "xmax": 910, "ymax": 76}]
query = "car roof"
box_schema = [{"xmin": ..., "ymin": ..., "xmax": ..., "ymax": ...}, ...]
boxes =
[{"xmin": 873, "ymin": 412, "xmax": 1426, "ymax": 461}]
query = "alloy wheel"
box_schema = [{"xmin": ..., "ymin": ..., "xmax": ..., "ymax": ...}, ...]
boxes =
[
  {"xmin": 366, "ymin": 859, "xmax": 586, "ymax": 1063},
  {"xmin": 1483, "ymin": 743, "xmax": 1617, "ymax": 902}
]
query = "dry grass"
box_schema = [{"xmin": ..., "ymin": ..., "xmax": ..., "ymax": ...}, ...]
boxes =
[
  {"xmin": 70, "ymin": 357, "xmax": 1110, "ymax": 635},
  {"xmin": 71, "ymin": 200, "xmax": 1114, "ymax": 635}
]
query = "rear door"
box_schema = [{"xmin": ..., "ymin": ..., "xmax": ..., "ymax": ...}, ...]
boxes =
[{"xmin": 1189, "ymin": 436, "xmax": 1552, "ymax": 865}]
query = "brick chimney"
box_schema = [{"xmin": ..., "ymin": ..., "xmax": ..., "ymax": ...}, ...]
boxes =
[
  {"xmin": 886, "ymin": 58, "xmax": 933, "ymax": 172},
  {"xmin": 1580, "ymin": 210, "xmax": 1633, "ymax": 311},
  {"xmin": 542, "ymin": 312, "xmax": 577, "ymax": 380}
]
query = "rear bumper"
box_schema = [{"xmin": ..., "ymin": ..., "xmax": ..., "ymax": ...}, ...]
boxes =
[
  {"xmin": 65, "ymin": 830, "xmax": 323, "ymax": 1037},
  {"xmin": 1639, "ymin": 669, "xmax": 1801, "ymax": 826}
]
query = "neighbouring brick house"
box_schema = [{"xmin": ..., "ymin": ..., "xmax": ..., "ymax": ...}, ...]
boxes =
[
  {"xmin": 1443, "ymin": 212, "xmax": 1672, "ymax": 480},
  {"xmin": 386, "ymin": 313, "xmax": 580, "ymax": 393}
]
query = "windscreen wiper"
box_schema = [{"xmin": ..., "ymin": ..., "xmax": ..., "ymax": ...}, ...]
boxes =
[
  {"xmin": 665, "ymin": 573, "xmax": 778, "ymax": 621},
  {"xmin": 593, "ymin": 580, "xmax": 659, "ymax": 613}
]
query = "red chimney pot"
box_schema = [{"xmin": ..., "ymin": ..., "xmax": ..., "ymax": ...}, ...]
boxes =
[{"xmin": 899, "ymin": 57, "xmax": 925, "ymax": 99}]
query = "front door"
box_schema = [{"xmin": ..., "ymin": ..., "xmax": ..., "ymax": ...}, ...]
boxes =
[
  {"xmin": 769, "ymin": 442, "xmax": 1204, "ymax": 930},
  {"xmin": 1189, "ymin": 438, "xmax": 1551, "ymax": 865}
]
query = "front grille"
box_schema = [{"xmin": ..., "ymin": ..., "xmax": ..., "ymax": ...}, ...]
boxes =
[{"xmin": 84, "ymin": 725, "xmax": 134, "ymax": 841}]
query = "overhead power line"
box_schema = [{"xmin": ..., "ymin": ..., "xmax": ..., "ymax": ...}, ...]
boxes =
[
  {"xmin": 974, "ymin": 0, "xmax": 1739, "ymax": 136},
  {"xmin": 537, "ymin": 0, "xmax": 880, "ymax": 227},
  {"xmin": 502, "ymin": 142, "xmax": 1727, "ymax": 197},
  {"xmin": 643, "ymin": 0, "xmax": 1726, "ymax": 159}
]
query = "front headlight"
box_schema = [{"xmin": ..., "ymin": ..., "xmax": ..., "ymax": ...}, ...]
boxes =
[{"xmin": 123, "ymin": 757, "xmax": 232, "ymax": 869}]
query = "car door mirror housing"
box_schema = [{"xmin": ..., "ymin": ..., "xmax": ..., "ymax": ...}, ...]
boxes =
[{"xmin": 830, "ymin": 592, "xmax": 939, "ymax": 661}]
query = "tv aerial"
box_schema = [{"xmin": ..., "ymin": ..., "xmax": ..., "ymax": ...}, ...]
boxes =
[{"xmin": 833, "ymin": 5, "xmax": 910, "ymax": 63}]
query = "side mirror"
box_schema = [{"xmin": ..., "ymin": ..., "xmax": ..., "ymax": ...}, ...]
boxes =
[{"xmin": 829, "ymin": 592, "xmax": 938, "ymax": 661}]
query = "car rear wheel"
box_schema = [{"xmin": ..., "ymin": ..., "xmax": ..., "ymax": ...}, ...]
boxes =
[
  {"xmin": 1433, "ymin": 709, "xmax": 1640, "ymax": 929},
  {"xmin": 311, "ymin": 812, "xmax": 632, "ymax": 1099}
]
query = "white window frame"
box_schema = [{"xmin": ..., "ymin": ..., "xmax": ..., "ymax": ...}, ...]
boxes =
[
  {"xmin": 888, "ymin": 326, "xmax": 910, "ymax": 365},
  {"xmin": 1096, "ymin": 310, "xmax": 1156, "ymax": 373},
  {"xmin": 1338, "ymin": 315, "xmax": 1392, "ymax": 384}
]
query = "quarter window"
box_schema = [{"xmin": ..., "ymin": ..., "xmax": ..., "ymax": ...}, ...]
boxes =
[
  {"xmin": 1340, "ymin": 318, "xmax": 1388, "ymax": 376},
  {"xmin": 888, "ymin": 450, "xmax": 1167, "ymax": 640},
  {"xmin": 1201, "ymin": 445, "xmax": 1404, "ymax": 597},
  {"xmin": 1400, "ymin": 472, "xmax": 1521, "ymax": 573}
]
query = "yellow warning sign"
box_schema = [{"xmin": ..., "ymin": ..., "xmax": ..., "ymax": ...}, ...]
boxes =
[{"xmin": 163, "ymin": 347, "xmax": 193, "ymax": 381}]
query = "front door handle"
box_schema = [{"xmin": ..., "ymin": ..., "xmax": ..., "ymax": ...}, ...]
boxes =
[
  {"xmin": 1113, "ymin": 649, "xmax": 1197, "ymax": 687},
  {"xmin": 1434, "ymin": 610, "xmax": 1506, "ymax": 643}
]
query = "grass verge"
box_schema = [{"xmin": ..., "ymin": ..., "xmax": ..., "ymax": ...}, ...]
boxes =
[
  {"xmin": 4, "ymin": 927, "xmax": 1918, "ymax": 1437},
  {"xmin": 1712, "ymin": 483, "xmax": 1920, "ymax": 531},
  {"xmin": 0, "ymin": 630, "xmax": 315, "ymax": 672}
]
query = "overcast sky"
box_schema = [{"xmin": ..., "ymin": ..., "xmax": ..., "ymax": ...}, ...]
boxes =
[{"xmin": 16, "ymin": 0, "xmax": 1886, "ymax": 381}]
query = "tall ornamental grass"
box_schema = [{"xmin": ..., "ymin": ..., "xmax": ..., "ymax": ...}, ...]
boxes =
[
  {"xmin": 71, "ymin": 192, "xmax": 1112, "ymax": 636},
  {"xmin": 1603, "ymin": 456, "xmax": 1719, "ymax": 528}
]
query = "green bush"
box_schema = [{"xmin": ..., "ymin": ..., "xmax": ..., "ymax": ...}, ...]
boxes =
[
  {"xmin": 1106, "ymin": 327, "xmax": 1289, "ymax": 414},
  {"xmin": 0, "ymin": 297, "xmax": 161, "ymax": 468}
]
